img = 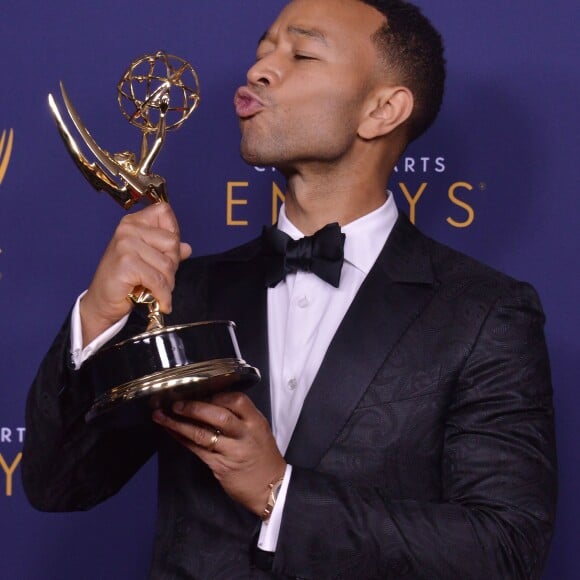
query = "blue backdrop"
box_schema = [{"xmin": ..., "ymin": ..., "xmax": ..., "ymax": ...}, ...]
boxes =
[{"xmin": 1, "ymin": 1, "xmax": 578, "ymax": 577}]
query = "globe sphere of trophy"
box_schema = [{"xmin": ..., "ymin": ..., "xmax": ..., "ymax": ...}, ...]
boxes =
[{"xmin": 48, "ymin": 51, "xmax": 260, "ymax": 426}]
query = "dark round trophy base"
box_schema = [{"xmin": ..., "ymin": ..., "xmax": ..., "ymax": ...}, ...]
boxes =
[{"xmin": 83, "ymin": 320, "xmax": 260, "ymax": 427}]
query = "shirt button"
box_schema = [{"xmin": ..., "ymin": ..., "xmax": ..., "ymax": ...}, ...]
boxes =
[
  {"xmin": 287, "ymin": 378, "xmax": 297, "ymax": 390},
  {"xmin": 297, "ymin": 296, "xmax": 310, "ymax": 308}
]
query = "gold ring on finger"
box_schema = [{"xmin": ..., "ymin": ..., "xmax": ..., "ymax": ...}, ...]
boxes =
[{"xmin": 208, "ymin": 429, "xmax": 221, "ymax": 453}]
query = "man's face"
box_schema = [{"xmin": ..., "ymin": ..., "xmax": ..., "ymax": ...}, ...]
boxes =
[{"xmin": 235, "ymin": 0, "xmax": 386, "ymax": 170}]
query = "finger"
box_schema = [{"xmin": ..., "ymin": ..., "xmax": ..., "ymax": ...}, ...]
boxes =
[
  {"xmin": 180, "ymin": 242, "xmax": 193, "ymax": 261},
  {"xmin": 139, "ymin": 202, "xmax": 192, "ymax": 261},
  {"xmin": 109, "ymin": 243, "xmax": 175, "ymax": 312},
  {"xmin": 127, "ymin": 238, "xmax": 190, "ymax": 312},
  {"xmin": 138, "ymin": 227, "xmax": 182, "ymax": 266},
  {"xmin": 209, "ymin": 392, "xmax": 258, "ymax": 420},
  {"xmin": 90, "ymin": 248, "xmax": 174, "ymax": 309},
  {"xmin": 160, "ymin": 423, "xmax": 223, "ymax": 466},
  {"xmin": 112, "ymin": 225, "xmax": 181, "ymax": 313},
  {"xmin": 131, "ymin": 201, "xmax": 180, "ymax": 234},
  {"xmin": 154, "ymin": 202, "xmax": 180, "ymax": 234},
  {"xmin": 132, "ymin": 239, "xmax": 180, "ymax": 284},
  {"xmin": 152, "ymin": 409, "xmax": 230, "ymax": 453},
  {"xmin": 171, "ymin": 400, "xmax": 245, "ymax": 439},
  {"xmin": 116, "ymin": 220, "xmax": 182, "ymax": 268},
  {"xmin": 123, "ymin": 204, "xmax": 184, "ymax": 260}
]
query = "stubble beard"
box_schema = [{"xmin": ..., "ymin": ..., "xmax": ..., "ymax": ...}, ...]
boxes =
[{"xmin": 239, "ymin": 99, "xmax": 362, "ymax": 172}]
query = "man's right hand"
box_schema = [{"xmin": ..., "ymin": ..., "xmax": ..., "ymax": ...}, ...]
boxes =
[{"xmin": 79, "ymin": 202, "xmax": 192, "ymax": 347}]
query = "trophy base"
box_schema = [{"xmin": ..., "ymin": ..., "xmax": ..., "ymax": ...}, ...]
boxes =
[{"xmin": 82, "ymin": 320, "xmax": 260, "ymax": 427}]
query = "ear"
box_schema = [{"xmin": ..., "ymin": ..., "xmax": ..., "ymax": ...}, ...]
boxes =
[{"xmin": 358, "ymin": 86, "xmax": 414, "ymax": 140}]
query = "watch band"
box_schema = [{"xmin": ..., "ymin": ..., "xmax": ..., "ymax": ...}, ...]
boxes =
[{"xmin": 261, "ymin": 475, "xmax": 285, "ymax": 521}]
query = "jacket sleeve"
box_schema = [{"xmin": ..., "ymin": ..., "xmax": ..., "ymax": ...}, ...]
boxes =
[
  {"xmin": 21, "ymin": 315, "xmax": 158, "ymax": 512},
  {"xmin": 274, "ymin": 283, "xmax": 557, "ymax": 579},
  {"xmin": 21, "ymin": 259, "xmax": 208, "ymax": 512}
]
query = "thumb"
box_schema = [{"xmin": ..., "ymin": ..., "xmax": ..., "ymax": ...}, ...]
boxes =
[{"xmin": 180, "ymin": 242, "xmax": 193, "ymax": 261}]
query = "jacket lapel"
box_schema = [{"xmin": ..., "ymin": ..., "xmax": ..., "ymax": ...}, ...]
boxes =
[
  {"xmin": 284, "ymin": 215, "xmax": 438, "ymax": 468},
  {"xmin": 206, "ymin": 240, "xmax": 272, "ymax": 422}
]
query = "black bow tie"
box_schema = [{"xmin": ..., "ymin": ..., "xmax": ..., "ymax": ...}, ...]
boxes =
[{"xmin": 262, "ymin": 222, "xmax": 346, "ymax": 288}]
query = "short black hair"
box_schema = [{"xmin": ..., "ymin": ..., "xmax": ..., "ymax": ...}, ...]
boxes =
[{"xmin": 360, "ymin": 0, "xmax": 446, "ymax": 143}]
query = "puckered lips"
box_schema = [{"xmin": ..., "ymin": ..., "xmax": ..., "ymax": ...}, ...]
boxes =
[{"xmin": 234, "ymin": 86, "xmax": 266, "ymax": 118}]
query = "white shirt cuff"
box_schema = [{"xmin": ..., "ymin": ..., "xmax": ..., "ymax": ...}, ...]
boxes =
[
  {"xmin": 256, "ymin": 464, "xmax": 293, "ymax": 552},
  {"xmin": 70, "ymin": 290, "xmax": 130, "ymax": 369}
]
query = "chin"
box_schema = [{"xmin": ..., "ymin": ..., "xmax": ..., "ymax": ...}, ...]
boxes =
[
  {"xmin": 240, "ymin": 142, "xmax": 274, "ymax": 167},
  {"xmin": 239, "ymin": 134, "xmax": 295, "ymax": 171},
  {"xmin": 239, "ymin": 148, "xmax": 262, "ymax": 166}
]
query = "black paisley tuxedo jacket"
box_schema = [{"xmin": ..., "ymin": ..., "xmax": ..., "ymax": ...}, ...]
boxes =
[{"xmin": 22, "ymin": 215, "xmax": 557, "ymax": 579}]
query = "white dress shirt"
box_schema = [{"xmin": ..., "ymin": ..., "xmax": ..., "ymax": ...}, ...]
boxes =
[
  {"xmin": 70, "ymin": 193, "xmax": 398, "ymax": 553},
  {"xmin": 258, "ymin": 195, "xmax": 397, "ymax": 549}
]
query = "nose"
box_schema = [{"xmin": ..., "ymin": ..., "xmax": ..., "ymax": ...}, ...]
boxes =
[{"xmin": 246, "ymin": 54, "xmax": 280, "ymax": 88}]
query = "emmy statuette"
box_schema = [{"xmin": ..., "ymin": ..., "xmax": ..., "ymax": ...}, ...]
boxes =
[{"xmin": 49, "ymin": 52, "xmax": 260, "ymax": 425}]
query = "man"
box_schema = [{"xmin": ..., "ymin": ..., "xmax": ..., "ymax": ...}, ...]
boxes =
[{"xmin": 22, "ymin": 0, "xmax": 557, "ymax": 578}]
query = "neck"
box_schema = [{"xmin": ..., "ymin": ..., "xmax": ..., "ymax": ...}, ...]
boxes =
[{"xmin": 280, "ymin": 149, "xmax": 396, "ymax": 235}]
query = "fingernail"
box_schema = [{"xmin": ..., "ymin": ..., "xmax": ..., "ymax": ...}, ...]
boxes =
[{"xmin": 173, "ymin": 401, "xmax": 184, "ymax": 413}]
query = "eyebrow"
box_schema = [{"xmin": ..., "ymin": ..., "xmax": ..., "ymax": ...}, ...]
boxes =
[
  {"xmin": 258, "ymin": 25, "xmax": 329, "ymax": 47},
  {"xmin": 287, "ymin": 25, "xmax": 329, "ymax": 46}
]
